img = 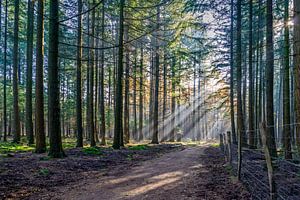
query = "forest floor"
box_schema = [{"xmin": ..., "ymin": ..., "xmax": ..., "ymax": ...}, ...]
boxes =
[{"xmin": 0, "ymin": 142, "xmax": 251, "ymax": 200}]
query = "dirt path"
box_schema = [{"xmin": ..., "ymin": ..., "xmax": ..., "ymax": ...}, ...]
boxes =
[{"xmin": 50, "ymin": 145, "xmax": 250, "ymax": 200}]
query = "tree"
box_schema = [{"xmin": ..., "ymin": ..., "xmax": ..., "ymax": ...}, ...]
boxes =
[
  {"xmin": 170, "ymin": 57, "xmax": 176, "ymax": 142},
  {"xmin": 248, "ymin": 0, "xmax": 255, "ymax": 148},
  {"xmin": 151, "ymin": 6, "xmax": 160, "ymax": 144},
  {"xmin": 12, "ymin": 0, "xmax": 21, "ymax": 143},
  {"xmin": 230, "ymin": 0, "xmax": 236, "ymax": 144},
  {"xmin": 88, "ymin": 0, "xmax": 96, "ymax": 147},
  {"xmin": 133, "ymin": 50, "xmax": 138, "ymax": 140},
  {"xmin": 26, "ymin": 0, "xmax": 34, "ymax": 145},
  {"xmin": 48, "ymin": 0, "xmax": 65, "ymax": 158},
  {"xmin": 162, "ymin": 53, "xmax": 167, "ymax": 141},
  {"xmin": 139, "ymin": 47, "xmax": 144, "ymax": 141},
  {"xmin": 3, "ymin": 0, "xmax": 8, "ymax": 142},
  {"xmin": 35, "ymin": 0, "xmax": 46, "ymax": 153},
  {"xmin": 294, "ymin": 0, "xmax": 300, "ymax": 153},
  {"xmin": 124, "ymin": 20, "xmax": 130, "ymax": 144},
  {"xmin": 76, "ymin": 0, "xmax": 83, "ymax": 148},
  {"xmin": 265, "ymin": 0, "xmax": 277, "ymax": 157},
  {"xmin": 113, "ymin": 0, "xmax": 125, "ymax": 149},
  {"xmin": 236, "ymin": 0, "xmax": 245, "ymax": 145},
  {"xmin": 99, "ymin": 1, "xmax": 106, "ymax": 145},
  {"xmin": 282, "ymin": 0, "xmax": 292, "ymax": 159}
]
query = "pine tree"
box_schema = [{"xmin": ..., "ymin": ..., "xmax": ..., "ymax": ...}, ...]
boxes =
[
  {"xmin": 12, "ymin": 0, "xmax": 21, "ymax": 143},
  {"xmin": 48, "ymin": 0, "xmax": 65, "ymax": 158}
]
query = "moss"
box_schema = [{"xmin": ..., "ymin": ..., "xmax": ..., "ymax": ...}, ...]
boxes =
[
  {"xmin": 128, "ymin": 144, "xmax": 148, "ymax": 150},
  {"xmin": 82, "ymin": 147, "xmax": 103, "ymax": 155},
  {"xmin": 211, "ymin": 143, "xmax": 220, "ymax": 148},
  {"xmin": 0, "ymin": 142, "xmax": 34, "ymax": 154}
]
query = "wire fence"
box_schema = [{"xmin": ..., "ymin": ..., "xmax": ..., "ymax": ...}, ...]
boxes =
[{"xmin": 220, "ymin": 123, "xmax": 300, "ymax": 200}]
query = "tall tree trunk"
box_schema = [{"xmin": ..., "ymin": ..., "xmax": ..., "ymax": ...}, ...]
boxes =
[
  {"xmin": 248, "ymin": 0, "xmax": 255, "ymax": 148},
  {"xmin": 294, "ymin": 0, "xmax": 300, "ymax": 153},
  {"xmin": 230, "ymin": 0, "xmax": 237, "ymax": 144},
  {"xmin": 48, "ymin": 0, "xmax": 65, "ymax": 158},
  {"xmin": 283, "ymin": 0, "xmax": 292, "ymax": 159},
  {"xmin": 89, "ymin": 0, "xmax": 96, "ymax": 147},
  {"xmin": 197, "ymin": 64, "xmax": 201, "ymax": 140},
  {"xmin": 151, "ymin": 6, "xmax": 160, "ymax": 144},
  {"xmin": 162, "ymin": 52, "xmax": 167, "ymax": 141},
  {"xmin": 86, "ymin": 4, "xmax": 90, "ymax": 141},
  {"xmin": 107, "ymin": 65, "xmax": 112, "ymax": 138},
  {"xmin": 76, "ymin": 0, "xmax": 83, "ymax": 147},
  {"xmin": 35, "ymin": 0, "xmax": 46, "ymax": 153},
  {"xmin": 266, "ymin": 0, "xmax": 277, "ymax": 157},
  {"xmin": 124, "ymin": 21, "xmax": 130, "ymax": 144},
  {"xmin": 94, "ymin": 11, "xmax": 99, "ymax": 143},
  {"xmin": 3, "ymin": 0, "xmax": 7, "ymax": 142},
  {"xmin": 99, "ymin": 1, "xmax": 106, "ymax": 145},
  {"xmin": 133, "ymin": 50, "xmax": 137, "ymax": 141},
  {"xmin": 236, "ymin": 0, "xmax": 245, "ymax": 145},
  {"xmin": 113, "ymin": 0, "xmax": 125, "ymax": 149},
  {"xmin": 192, "ymin": 62, "xmax": 196, "ymax": 141},
  {"xmin": 258, "ymin": 0, "xmax": 263, "ymax": 147},
  {"xmin": 26, "ymin": 0, "xmax": 34, "ymax": 144},
  {"xmin": 170, "ymin": 57, "xmax": 176, "ymax": 142},
  {"xmin": 12, "ymin": 0, "xmax": 21, "ymax": 143},
  {"xmin": 139, "ymin": 47, "xmax": 144, "ymax": 141}
]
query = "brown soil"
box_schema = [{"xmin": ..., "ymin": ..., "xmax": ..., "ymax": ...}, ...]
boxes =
[
  {"xmin": 0, "ymin": 144, "xmax": 251, "ymax": 200},
  {"xmin": 42, "ymin": 144, "xmax": 250, "ymax": 200}
]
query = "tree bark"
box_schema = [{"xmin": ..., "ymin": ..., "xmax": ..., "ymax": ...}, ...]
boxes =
[
  {"xmin": 76, "ymin": 0, "xmax": 83, "ymax": 147},
  {"xmin": 162, "ymin": 52, "xmax": 168, "ymax": 141},
  {"xmin": 230, "ymin": 0, "xmax": 237, "ymax": 144},
  {"xmin": 35, "ymin": 0, "xmax": 46, "ymax": 153},
  {"xmin": 3, "ymin": 0, "xmax": 8, "ymax": 142},
  {"xmin": 89, "ymin": 0, "xmax": 96, "ymax": 147},
  {"xmin": 236, "ymin": 0, "xmax": 245, "ymax": 146},
  {"xmin": 248, "ymin": 0, "xmax": 255, "ymax": 148},
  {"xmin": 139, "ymin": 47, "xmax": 144, "ymax": 141},
  {"xmin": 170, "ymin": 57, "xmax": 176, "ymax": 142},
  {"xmin": 113, "ymin": 0, "xmax": 125, "ymax": 149},
  {"xmin": 294, "ymin": 0, "xmax": 300, "ymax": 154},
  {"xmin": 12, "ymin": 0, "xmax": 21, "ymax": 143},
  {"xmin": 151, "ymin": 6, "xmax": 160, "ymax": 144},
  {"xmin": 99, "ymin": 1, "xmax": 106, "ymax": 145},
  {"xmin": 283, "ymin": 0, "xmax": 292, "ymax": 159},
  {"xmin": 25, "ymin": 0, "xmax": 34, "ymax": 145},
  {"xmin": 48, "ymin": 0, "xmax": 65, "ymax": 158},
  {"xmin": 124, "ymin": 21, "xmax": 130, "ymax": 144},
  {"xmin": 133, "ymin": 50, "xmax": 138, "ymax": 141},
  {"xmin": 266, "ymin": 0, "xmax": 277, "ymax": 157}
]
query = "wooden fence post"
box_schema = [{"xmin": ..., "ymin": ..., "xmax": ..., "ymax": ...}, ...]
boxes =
[
  {"xmin": 237, "ymin": 130, "xmax": 242, "ymax": 181},
  {"xmin": 260, "ymin": 122, "xmax": 276, "ymax": 200},
  {"xmin": 220, "ymin": 133, "xmax": 224, "ymax": 152},
  {"xmin": 227, "ymin": 131, "xmax": 232, "ymax": 165}
]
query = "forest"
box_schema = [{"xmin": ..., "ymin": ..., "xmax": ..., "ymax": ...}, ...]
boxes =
[{"xmin": 0, "ymin": 0, "xmax": 300, "ymax": 199}]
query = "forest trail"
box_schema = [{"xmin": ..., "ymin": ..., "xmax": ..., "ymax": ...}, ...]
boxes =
[
  {"xmin": 52, "ymin": 144, "xmax": 250, "ymax": 200},
  {"xmin": 58, "ymin": 145, "xmax": 204, "ymax": 200}
]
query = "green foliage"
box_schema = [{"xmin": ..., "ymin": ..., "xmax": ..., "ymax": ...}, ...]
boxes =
[
  {"xmin": 0, "ymin": 142, "xmax": 34, "ymax": 154},
  {"xmin": 39, "ymin": 168, "xmax": 50, "ymax": 176},
  {"xmin": 39, "ymin": 156, "xmax": 51, "ymax": 161},
  {"xmin": 128, "ymin": 144, "xmax": 149, "ymax": 151},
  {"xmin": 211, "ymin": 143, "xmax": 220, "ymax": 148},
  {"xmin": 82, "ymin": 147, "xmax": 103, "ymax": 155},
  {"xmin": 62, "ymin": 138, "xmax": 77, "ymax": 149},
  {"xmin": 126, "ymin": 154, "xmax": 133, "ymax": 160}
]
